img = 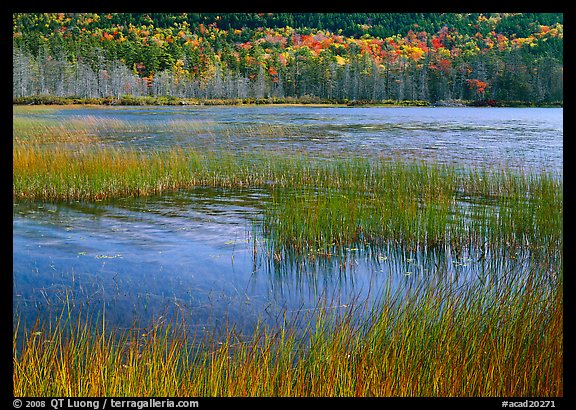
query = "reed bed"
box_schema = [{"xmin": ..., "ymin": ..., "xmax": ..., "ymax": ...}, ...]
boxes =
[
  {"xmin": 13, "ymin": 142, "xmax": 562, "ymax": 253},
  {"xmin": 12, "ymin": 117, "xmax": 100, "ymax": 145},
  {"xmin": 13, "ymin": 114, "xmax": 562, "ymax": 397},
  {"xmin": 13, "ymin": 108, "xmax": 300, "ymax": 146},
  {"xmin": 14, "ymin": 265, "xmax": 562, "ymax": 397},
  {"xmin": 262, "ymin": 170, "xmax": 562, "ymax": 255}
]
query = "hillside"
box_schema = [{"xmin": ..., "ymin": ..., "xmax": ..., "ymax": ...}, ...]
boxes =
[{"xmin": 13, "ymin": 13, "xmax": 563, "ymax": 103}]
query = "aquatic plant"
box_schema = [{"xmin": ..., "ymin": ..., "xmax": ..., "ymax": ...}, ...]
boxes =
[
  {"xmin": 13, "ymin": 139, "xmax": 562, "ymax": 254},
  {"xmin": 12, "ymin": 111, "xmax": 563, "ymax": 398},
  {"xmin": 13, "ymin": 264, "xmax": 562, "ymax": 397}
]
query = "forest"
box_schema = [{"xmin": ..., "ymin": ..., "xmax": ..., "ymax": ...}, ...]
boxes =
[{"xmin": 12, "ymin": 13, "xmax": 563, "ymax": 104}]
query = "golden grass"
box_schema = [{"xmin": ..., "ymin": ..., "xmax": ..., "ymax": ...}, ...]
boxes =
[{"xmin": 14, "ymin": 267, "xmax": 562, "ymax": 396}]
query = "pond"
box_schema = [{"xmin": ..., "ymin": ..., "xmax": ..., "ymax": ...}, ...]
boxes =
[
  {"xmin": 13, "ymin": 105, "xmax": 563, "ymax": 336},
  {"xmin": 17, "ymin": 105, "xmax": 563, "ymax": 171}
]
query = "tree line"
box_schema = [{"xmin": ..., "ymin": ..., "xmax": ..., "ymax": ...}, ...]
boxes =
[{"xmin": 13, "ymin": 13, "xmax": 563, "ymax": 103}]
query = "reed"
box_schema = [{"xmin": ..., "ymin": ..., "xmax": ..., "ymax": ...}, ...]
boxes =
[
  {"xmin": 14, "ymin": 264, "xmax": 562, "ymax": 397},
  {"xmin": 12, "ymin": 117, "xmax": 99, "ymax": 145},
  {"xmin": 13, "ymin": 141, "xmax": 562, "ymax": 253},
  {"xmin": 261, "ymin": 159, "xmax": 562, "ymax": 253},
  {"xmin": 13, "ymin": 110, "xmax": 562, "ymax": 397}
]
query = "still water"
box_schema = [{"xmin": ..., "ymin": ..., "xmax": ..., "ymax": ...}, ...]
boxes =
[{"xmin": 13, "ymin": 106, "xmax": 563, "ymax": 334}]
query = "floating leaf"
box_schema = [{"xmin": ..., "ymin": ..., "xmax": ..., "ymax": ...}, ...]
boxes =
[{"xmin": 96, "ymin": 254, "xmax": 122, "ymax": 259}]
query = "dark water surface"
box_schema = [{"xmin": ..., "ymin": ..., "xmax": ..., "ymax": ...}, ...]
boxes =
[{"xmin": 13, "ymin": 106, "xmax": 563, "ymax": 335}]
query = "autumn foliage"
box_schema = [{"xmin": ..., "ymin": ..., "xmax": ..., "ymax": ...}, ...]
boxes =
[
  {"xmin": 13, "ymin": 13, "xmax": 563, "ymax": 103},
  {"xmin": 466, "ymin": 79, "xmax": 489, "ymax": 96}
]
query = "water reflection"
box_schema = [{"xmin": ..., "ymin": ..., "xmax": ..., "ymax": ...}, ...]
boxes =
[
  {"xmin": 13, "ymin": 187, "xmax": 556, "ymax": 337},
  {"xmin": 13, "ymin": 105, "xmax": 562, "ymax": 336}
]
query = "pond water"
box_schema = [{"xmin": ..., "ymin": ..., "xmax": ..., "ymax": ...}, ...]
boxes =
[
  {"xmin": 13, "ymin": 106, "xmax": 563, "ymax": 336},
  {"xmin": 19, "ymin": 105, "xmax": 563, "ymax": 172}
]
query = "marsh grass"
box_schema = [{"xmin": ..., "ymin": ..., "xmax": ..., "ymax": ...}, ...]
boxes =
[
  {"xmin": 14, "ymin": 264, "xmax": 562, "ymax": 397},
  {"xmin": 13, "ymin": 140, "xmax": 562, "ymax": 253},
  {"xmin": 13, "ymin": 114, "xmax": 563, "ymax": 397},
  {"xmin": 12, "ymin": 117, "xmax": 99, "ymax": 145}
]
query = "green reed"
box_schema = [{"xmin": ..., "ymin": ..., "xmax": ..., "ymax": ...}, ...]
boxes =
[
  {"xmin": 13, "ymin": 140, "xmax": 562, "ymax": 252},
  {"xmin": 261, "ymin": 160, "xmax": 562, "ymax": 254},
  {"xmin": 14, "ymin": 264, "xmax": 562, "ymax": 397}
]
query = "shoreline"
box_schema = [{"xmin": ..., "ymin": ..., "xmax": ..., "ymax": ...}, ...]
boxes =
[{"xmin": 12, "ymin": 96, "xmax": 563, "ymax": 108}]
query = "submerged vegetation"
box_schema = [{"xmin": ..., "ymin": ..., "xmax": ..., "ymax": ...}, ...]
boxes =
[{"xmin": 13, "ymin": 109, "xmax": 563, "ymax": 397}]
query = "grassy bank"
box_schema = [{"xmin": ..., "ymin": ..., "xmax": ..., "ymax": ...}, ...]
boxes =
[
  {"xmin": 12, "ymin": 95, "xmax": 391, "ymax": 107},
  {"xmin": 13, "ymin": 263, "xmax": 562, "ymax": 397}
]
